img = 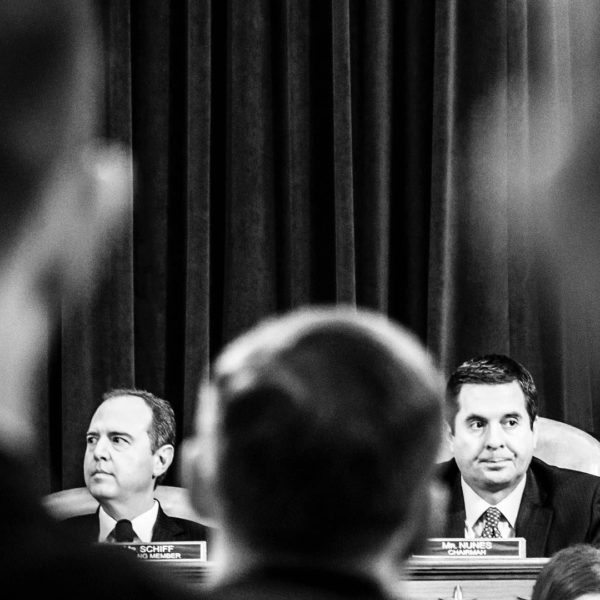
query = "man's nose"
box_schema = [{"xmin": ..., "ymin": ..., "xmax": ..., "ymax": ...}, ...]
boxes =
[
  {"xmin": 92, "ymin": 436, "xmax": 110, "ymax": 459},
  {"xmin": 484, "ymin": 423, "xmax": 505, "ymax": 448}
]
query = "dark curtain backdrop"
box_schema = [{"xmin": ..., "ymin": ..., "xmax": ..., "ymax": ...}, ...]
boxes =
[{"xmin": 34, "ymin": 0, "xmax": 600, "ymax": 493}]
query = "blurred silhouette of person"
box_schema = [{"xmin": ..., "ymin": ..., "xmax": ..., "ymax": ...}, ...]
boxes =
[
  {"xmin": 531, "ymin": 544, "xmax": 600, "ymax": 600},
  {"xmin": 439, "ymin": 354, "xmax": 600, "ymax": 557},
  {"xmin": 182, "ymin": 306, "xmax": 446, "ymax": 600},
  {"xmin": 62, "ymin": 389, "xmax": 212, "ymax": 543},
  {"xmin": 0, "ymin": 1, "xmax": 195, "ymax": 597}
]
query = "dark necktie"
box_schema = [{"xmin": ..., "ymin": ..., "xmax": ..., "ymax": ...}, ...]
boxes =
[
  {"xmin": 112, "ymin": 519, "xmax": 135, "ymax": 542},
  {"xmin": 481, "ymin": 506, "xmax": 502, "ymax": 538}
]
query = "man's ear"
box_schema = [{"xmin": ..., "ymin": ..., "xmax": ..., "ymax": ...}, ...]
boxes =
[
  {"xmin": 153, "ymin": 444, "xmax": 174, "ymax": 478},
  {"xmin": 532, "ymin": 416, "xmax": 539, "ymax": 450}
]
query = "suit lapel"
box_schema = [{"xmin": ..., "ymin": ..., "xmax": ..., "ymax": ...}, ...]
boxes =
[
  {"xmin": 515, "ymin": 468, "xmax": 553, "ymax": 557},
  {"xmin": 441, "ymin": 460, "xmax": 467, "ymax": 537},
  {"xmin": 151, "ymin": 502, "xmax": 184, "ymax": 541}
]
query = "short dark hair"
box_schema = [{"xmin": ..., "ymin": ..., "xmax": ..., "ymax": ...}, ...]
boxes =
[
  {"xmin": 531, "ymin": 544, "xmax": 600, "ymax": 600},
  {"xmin": 446, "ymin": 354, "xmax": 538, "ymax": 431},
  {"xmin": 101, "ymin": 389, "xmax": 176, "ymax": 452},
  {"xmin": 205, "ymin": 306, "xmax": 444, "ymax": 559},
  {"xmin": 0, "ymin": 0, "xmax": 100, "ymax": 253}
]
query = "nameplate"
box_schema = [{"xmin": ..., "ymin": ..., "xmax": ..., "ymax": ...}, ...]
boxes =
[
  {"xmin": 114, "ymin": 541, "xmax": 207, "ymax": 561},
  {"xmin": 413, "ymin": 537, "xmax": 526, "ymax": 559}
]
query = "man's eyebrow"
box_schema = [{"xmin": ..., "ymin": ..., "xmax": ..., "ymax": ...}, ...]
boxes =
[
  {"xmin": 85, "ymin": 429, "xmax": 133, "ymax": 438},
  {"xmin": 464, "ymin": 414, "xmax": 487, "ymax": 422},
  {"xmin": 108, "ymin": 430, "xmax": 133, "ymax": 439},
  {"xmin": 502, "ymin": 412, "xmax": 522, "ymax": 420}
]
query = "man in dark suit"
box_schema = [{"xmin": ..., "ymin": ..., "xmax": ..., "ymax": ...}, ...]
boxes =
[
  {"xmin": 181, "ymin": 306, "xmax": 447, "ymax": 600},
  {"xmin": 438, "ymin": 354, "xmax": 600, "ymax": 557},
  {"xmin": 62, "ymin": 389, "xmax": 211, "ymax": 544}
]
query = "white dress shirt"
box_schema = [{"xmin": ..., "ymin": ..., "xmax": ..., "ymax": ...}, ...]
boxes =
[
  {"xmin": 461, "ymin": 475, "xmax": 527, "ymax": 538},
  {"xmin": 98, "ymin": 499, "xmax": 159, "ymax": 543}
]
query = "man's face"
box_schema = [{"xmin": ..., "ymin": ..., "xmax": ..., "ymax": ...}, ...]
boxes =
[
  {"xmin": 450, "ymin": 381, "xmax": 537, "ymax": 500},
  {"xmin": 84, "ymin": 395, "xmax": 158, "ymax": 509}
]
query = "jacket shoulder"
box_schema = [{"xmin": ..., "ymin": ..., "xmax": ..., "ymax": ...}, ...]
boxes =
[
  {"xmin": 170, "ymin": 515, "xmax": 212, "ymax": 539},
  {"xmin": 530, "ymin": 456, "xmax": 600, "ymax": 481},
  {"xmin": 154, "ymin": 504, "xmax": 214, "ymax": 542},
  {"xmin": 60, "ymin": 512, "xmax": 96, "ymax": 524},
  {"xmin": 529, "ymin": 456, "xmax": 600, "ymax": 494}
]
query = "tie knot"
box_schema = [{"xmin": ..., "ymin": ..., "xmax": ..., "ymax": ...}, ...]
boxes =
[
  {"xmin": 485, "ymin": 506, "xmax": 502, "ymax": 522},
  {"xmin": 113, "ymin": 519, "xmax": 135, "ymax": 542},
  {"xmin": 481, "ymin": 506, "xmax": 503, "ymax": 538}
]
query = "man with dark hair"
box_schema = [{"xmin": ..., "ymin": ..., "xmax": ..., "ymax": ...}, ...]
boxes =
[
  {"xmin": 62, "ymin": 389, "xmax": 211, "ymax": 544},
  {"xmin": 439, "ymin": 353, "xmax": 600, "ymax": 557},
  {"xmin": 0, "ymin": 1, "xmax": 196, "ymax": 597},
  {"xmin": 182, "ymin": 306, "xmax": 446, "ymax": 599}
]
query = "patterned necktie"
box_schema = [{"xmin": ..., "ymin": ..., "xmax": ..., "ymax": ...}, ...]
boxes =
[
  {"xmin": 481, "ymin": 506, "xmax": 502, "ymax": 538},
  {"xmin": 112, "ymin": 519, "xmax": 135, "ymax": 542}
]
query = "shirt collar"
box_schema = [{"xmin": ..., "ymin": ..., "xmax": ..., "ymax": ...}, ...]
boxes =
[
  {"xmin": 461, "ymin": 474, "xmax": 527, "ymax": 530},
  {"xmin": 98, "ymin": 499, "xmax": 159, "ymax": 542}
]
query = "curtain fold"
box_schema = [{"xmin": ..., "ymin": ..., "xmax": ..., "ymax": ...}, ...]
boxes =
[
  {"xmin": 183, "ymin": 0, "xmax": 212, "ymax": 429},
  {"xmin": 331, "ymin": 1, "xmax": 357, "ymax": 303}
]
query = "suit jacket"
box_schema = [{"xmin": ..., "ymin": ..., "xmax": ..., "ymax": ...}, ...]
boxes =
[
  {"xmin": 202, "ymin": 565, "xmax": 397, "ymax": 600},
  {"xmin": 62, "ymin": 502, "xmax": 212, "ymax": 544},
  {"xmin": 438, "ymin": 457, "xmax": 600, "ymax": 557}
]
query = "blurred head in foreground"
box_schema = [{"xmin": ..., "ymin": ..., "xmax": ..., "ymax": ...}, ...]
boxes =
[
  {"xmin": 532, "ymin": 544, "xmax": 600, "ymax": 600},
  {"xmin": 183, "ymin": 306, "xmax": 445, "ymax": 587},
  {"xmin": 0, "ymin": 0, "xmax": 130, "ymax": 457}
]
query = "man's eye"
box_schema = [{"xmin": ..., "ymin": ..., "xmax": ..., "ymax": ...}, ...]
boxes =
[
  {"xmin": 505, "ymin": 419, "xmax": 519, "ymax": 427},
  {"xmin": 469, "ymin": 421, "xmax": 484, "ymax": 430},
  {"xmin": 86, "ymin": 436, "xmax": 96, "ymax": 445},
  {"xmin": 112, "ymin": 436, "xmax": 126, "ymax": 444}
]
